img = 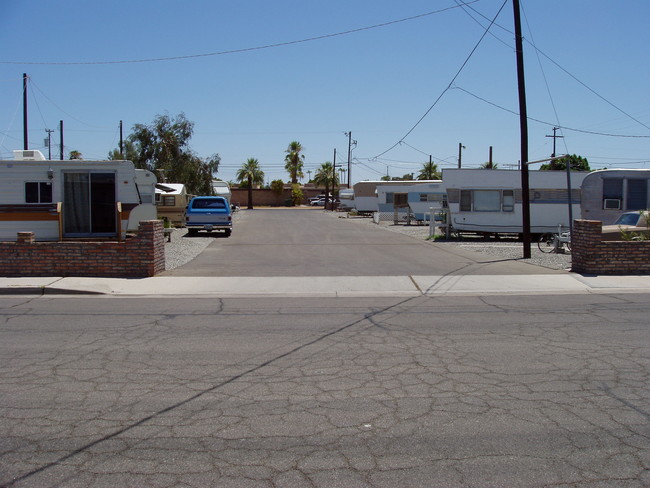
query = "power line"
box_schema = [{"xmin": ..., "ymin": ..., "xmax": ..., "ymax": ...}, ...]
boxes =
[
  {"xmin": 372, "ymin": 0, "xmax": 508, "ymax": 160},
  {"xmin": 454, "ymin": 0, "xmax": 650, "ymax": 132},
  {"xmin": 453, "ymin": 85, "xmax": 650, "ymax": 138},
  {"xmin": 1, "ymin": 3, "xmax": 479, "ymax": 66}
]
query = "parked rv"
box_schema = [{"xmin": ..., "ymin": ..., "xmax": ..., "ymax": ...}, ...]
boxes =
[
  {"xmin": 352, "ymin": 180, "xmax": 441, "ymax": 214},
  {"xmin": 443, "ymin": 168, "xmax": 588, "ymax": 236},
  {"xmin": 580, "ymin": 169, "xmax": 650, "ymax": 224},
  {"xmin": 155, "ymin": 183, "xmax": 193, "ymax": 227},
  {"xmin": 0, "ymin": 150, "xmax": 157, "ymax": 241},
  {"xmin": 338, "ymin": 188, "xmax": 355, "ymax": 211},
  {"xmin": 376, "ymin": 181, "xmax": 445, "ymax": 222},
  {"xmin": 212, "ymin": 180, "xmax": 232, "ymax": 203}
]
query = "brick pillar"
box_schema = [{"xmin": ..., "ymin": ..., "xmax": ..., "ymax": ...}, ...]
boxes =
[
  {"xmin": 17, "ymin": 232, "xmax": 35, "ymax": 244},
  {"xmin": 571, "ymin": 220, "xmax": 602, "ymax": 274},
  {"xmin": 136, "ymin": 220, "xmax": 165, "ymax": 276}
]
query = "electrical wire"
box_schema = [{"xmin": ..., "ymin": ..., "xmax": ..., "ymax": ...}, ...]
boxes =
[
  {"xmin": 372, "ymin": 0, "xmax": 508, "ymax": 160},
  {"xmin": 453, "ymin": 85, "xmax": 650, "ymax": 138},
  {"xmin": 0, "ymin": 3, "xmax": 479, "ymax": 66},
  {"xmin": 521, "ymin": 2, "xmax": 568, "ymax": 155},
  {"xmin": 29, "ymin": 79, "xmax": 111, "ymax": 129},
  {"xmin": 454, "ymin": 0, "xmax": 650, "ymax": 133}
]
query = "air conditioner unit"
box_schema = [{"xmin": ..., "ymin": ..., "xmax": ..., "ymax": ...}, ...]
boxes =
[
  {"xmin": 13, "ymin": 150, "xmax": 46, "ymax": 161},
  {"xmin": 603, "ymin": 198, "xmax": 621, "ymax": 210}
]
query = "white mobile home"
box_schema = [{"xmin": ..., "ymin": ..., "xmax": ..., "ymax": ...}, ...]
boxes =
[
  {"xmin": 580, "ymin": 169, "xmax": 650, "ymax": 224},
  {"xmin": 352, "ymin": 180, "xmax": 441, "ymax": 214},
  {"xmin": 443, "ymin": 168, "xmax": 588, "ymax": 235},
  {"xmin": 0, "ymin": 150, "xmax": 157, "ymax": 241},
  {"xmin": 376, "ymin": 181, "xmax": 445, "ymax": 222}
]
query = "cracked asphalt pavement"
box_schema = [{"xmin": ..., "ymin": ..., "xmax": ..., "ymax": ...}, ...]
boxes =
[{"xmin": 1, "ymin": 293, "xmax": 648, "ymax": 487}]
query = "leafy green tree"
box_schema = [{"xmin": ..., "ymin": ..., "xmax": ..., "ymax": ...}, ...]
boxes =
[
  {"xmin": 114, "ymin": 113, "xmax": 219, "ymax": 194},
  {"xmin": 108, "ymin": 140, "xmax": 138, "ymax": 162},
  {"xmin": 418, "ymin": 161, "xmax": 441, "ymax": 180},
  {"xmin": 291, "ymin": 184, "xmax": 304, "ymax": 206},
  {"xmin": 540, "ymin": 154, "xmax": 590, "ymax": 171},
  {"xmin": 270, "ymin": 179, "xmax": 285, "ymax": 195},
  {"xmin": 69, "ymin": 150, "xmax": 82, "ymax": 160},
  {"xmin": 236, "ymin": 158, "xmax": 265, "ymax": 209},
  {"xmin": 313, "ymin": 161, "xmax": 339, "ymax": 207},
  {"xmin": 284, "ymin": 141, "xmax": 305, "ymax": 184}
]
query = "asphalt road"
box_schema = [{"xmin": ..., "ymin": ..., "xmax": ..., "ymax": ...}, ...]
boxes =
[
  {"xmin": 1, "ymin": 209, "xmax": 648, "ymax": 487},
  {"xmin": 0, "ymin": 293, "xmax": 648, "ymax": 487},
  {"xmin": 162, "ymin": 208, "xmax": 561, "ymax": 277}
]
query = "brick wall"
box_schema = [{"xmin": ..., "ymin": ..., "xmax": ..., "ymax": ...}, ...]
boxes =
[
  {"xmin": 0, "ymin": 220, "xmax": 165, "ymax": 278},
  {"xmin": 230, "ymin": 187, "xmax": 332, "ymax": 207},
  {"xmin": 571, "ymin": 219, "xmax": 650, "ymax": 274}
]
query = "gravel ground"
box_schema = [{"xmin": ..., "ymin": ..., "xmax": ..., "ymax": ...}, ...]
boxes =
[
  {"xmin": 163, "ymin": 210, "xmax": 245, "ymax": 270},
  {"xmin": 163, "ymin": 209, "xmax": 572, "ymax": 272},
  {"xmin": 330, "ymin": 212, "xmax": 573, "ymax": 271}
]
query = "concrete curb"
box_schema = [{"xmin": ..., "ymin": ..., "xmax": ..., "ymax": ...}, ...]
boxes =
[{"xmin": 1, "ymin": 274, "xmax": 649, "ymax": 297}]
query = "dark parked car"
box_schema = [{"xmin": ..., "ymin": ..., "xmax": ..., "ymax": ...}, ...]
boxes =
[{"xmin": 601, "ymin": 211, "xmax": 648, "ymax": 240}]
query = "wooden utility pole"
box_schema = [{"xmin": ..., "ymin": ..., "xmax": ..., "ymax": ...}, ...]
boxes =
[
  {"xmin": 23, "ymin": 74, "xmax": 28, "ymax": 150},
  {"xmin": 346, "ymin": 132, "xmax": 352, "ymax": 188},
  {"xmin": 45, "ymin": 129, "xmax": 54, "ymax": 160},
  {"xmin": 119, "ymin": 120, "xmax": 124, "ymax": 157},
  {"xmin": 59, "ymin": 120, "xmax": 64, "ymax": 160},
  {"xmin": 513, "ymin": 0, "xmax": 531, "ymax": 258},
  {"xmin": 331, "ymin": 148, "xmax": 336, "ymax": 211},
  {"xmin": 545, "ymin": 126, "xmax": 564, "ymax": 159}
]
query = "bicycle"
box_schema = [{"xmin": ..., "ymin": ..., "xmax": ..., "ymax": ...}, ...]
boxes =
[{"xmin": 537, "ymin": 225, "xmax": 571, "ymax": 253}]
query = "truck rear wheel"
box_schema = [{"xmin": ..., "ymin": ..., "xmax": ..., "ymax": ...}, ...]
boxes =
[{"xmin": 225, "ymin": 229, "xmax": 232, "ymax": 237}]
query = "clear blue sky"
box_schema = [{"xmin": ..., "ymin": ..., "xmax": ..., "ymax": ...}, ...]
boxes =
[{"xmin": 1, "ymin": 0, "xmax": 649, "ymax": 185}]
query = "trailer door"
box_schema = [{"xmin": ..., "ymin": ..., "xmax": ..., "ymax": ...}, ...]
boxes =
[{"xmin": 63, "ymin": 172, "xmax": 116, "ymax": 236}]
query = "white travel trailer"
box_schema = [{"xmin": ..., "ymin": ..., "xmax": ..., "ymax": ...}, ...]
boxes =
[
  {"xmin": 580, "ymin": 168, "xmax": 650, "ymax": 225},
  {"xmin": 443, "ymin": 168, "xmax": 588, "ymax": 235},
  {"xmin": 352, "ymin": 180, "xmax": 441, "ymax": 214},
  {"xmin": 338, "ymin": 188, "xmax": 355, "ymax": 211},
  {"xmin": 212, "ymin": 180, "xmax": 232, "ymax": 202},
  {"xmin": 0, "ymin": 150, "xmax": 157, "ymax": 241},
  {"xmin": 376, "ymin": 181, "xmax": 445, "ymax": 222}
]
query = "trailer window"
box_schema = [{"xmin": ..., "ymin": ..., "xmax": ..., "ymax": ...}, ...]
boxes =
[
  {"xmin": 502, "ymin": 190, "xmax": 514, "ymax": 212},
  {"xmin": 473, "ymin": 190, "xmax": 501, "ymax": 211},
  {"xmin": 25, "ymin": 182, "xmax": 53, "ymax": 203},
  {"xmin": 627, "ymin": 179, "xmax": 648, "ymax": 210},
  {"xmin": 602, "ymin": 178, "xmax": 623, "ymax": 209},
  {"xmin": 460, "ymin": 190, "xmax": 471, "ymax": 211}
]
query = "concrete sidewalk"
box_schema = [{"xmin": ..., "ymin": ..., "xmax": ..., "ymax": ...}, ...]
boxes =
[{"xmin": 1, "ymin": 273, "xmax": 650, "ymax": 297}]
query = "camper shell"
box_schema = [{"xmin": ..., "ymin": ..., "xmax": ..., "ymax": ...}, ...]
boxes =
[
  {"xmin": 443, "ymin": 168, "xmax": 588, "ymax": 235},
  {"xmin": 0, "ymin": 150, "xmax": 157, "ymax": 241}
]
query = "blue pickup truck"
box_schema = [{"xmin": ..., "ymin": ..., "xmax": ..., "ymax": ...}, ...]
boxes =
[{"xmin": 185, "ymin": 196, "xmax": 232, "ymax": 237}]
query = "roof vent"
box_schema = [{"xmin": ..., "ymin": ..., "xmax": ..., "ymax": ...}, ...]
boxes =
[{"xmin": 13, "ymin": 150, "xmax": 46, "ymax": 161}]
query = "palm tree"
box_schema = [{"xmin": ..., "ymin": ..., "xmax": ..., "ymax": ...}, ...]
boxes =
[
  {"xmin": 284, "ymin": 141, "xmax": 305, "ymax": 184},
  {"xmin": 417, "ymin": 161, "xmax": 441, "ymax": 180},
  {"xmin": 480, "ymin": 161, "xmax": 499, "ymax": 169},
  {"xmin": 313, "ymin": 161, "xmax": 339, "ymax": 208},
  {"xmin": 236, "ymin": 158, "xmax": 265, "ymax": 209}
]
